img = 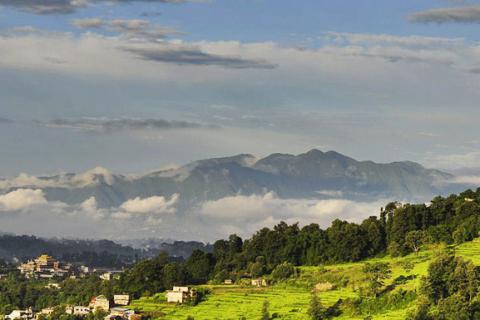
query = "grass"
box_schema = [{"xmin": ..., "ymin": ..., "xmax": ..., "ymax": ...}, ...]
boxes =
[{"xmin": 128, "ymin": 239, "xmax": 480, "ymax": 319}]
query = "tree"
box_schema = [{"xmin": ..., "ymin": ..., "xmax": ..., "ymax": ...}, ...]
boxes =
[
  {"xmin": 453, "ymin": 226, "xmax": 469, "ymax": 245},
  {"xmin": 185, "ymin": 250, "xmax": 215, "ymax": 284},
  {"xmin": 362, "ymin": 262, "xmax": 391, "ymax": 296},
  {"xmin": 361, "ymin": 216, "xmax": 386, "ymax": 256},
  {"xmin": 405, "ymin": 231, "xmax": 426, "ymax": 255},
  {"xmin": 250, "ymin": 256, "xmax": 266, "ymax": 278},
  {"xmin": 406, "ymin": 296, "xmax": 432, "ymax": 320},
  {"xmin": 261, "ymin": 300, "xmax": 270, "ymax": 320},
  {"xmin": 422, "ymin": 254, "xmax": 479, "ymax": 304},
  {"xmin": 308, "ymin": 293, "xmax": 325, "ymax": 320},
  {"xmin": 271, "ymin": 262, "xmax": 295, "ymax": 282},
  {"xmin": 387, "ymin": 241, "xmax": 403, "ymax": 257}
]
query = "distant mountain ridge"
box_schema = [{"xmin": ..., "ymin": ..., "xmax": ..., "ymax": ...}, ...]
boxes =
[
  {"xmin": 0, "ymin": 234, "xmax": 211, "ymax": 263},
  {"xmin": 0, "ymin": 149, "xmax": 465, "ymax": 209}
]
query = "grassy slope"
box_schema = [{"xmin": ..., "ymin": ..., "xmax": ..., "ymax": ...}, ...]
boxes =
[{"xmin": 129, "ymin": 238, "xmax": 480, "ymax": 320}]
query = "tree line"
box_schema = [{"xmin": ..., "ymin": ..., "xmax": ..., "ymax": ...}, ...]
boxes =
[{"xmin": 118, "ymin": 188, "xmax": 480, "ymax": 297}]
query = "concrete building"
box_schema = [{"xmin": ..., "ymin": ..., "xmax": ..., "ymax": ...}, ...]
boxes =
[
  {"xmin": 166, "ymin": 286, "xmax": 197, "ymax": 304},
  {"xmin": 251, "ymin": 278, "xmax": 268, "ymax": 287},
  {"xmin": 73, "ymin": 306, "xmax": 91, "ymax": 316},
  {"xmin": 99, "ymin": 271, "xmax": 122, "ymax": 281},
  {"xmin": 89, "ymin": 295, "xmax": 110, "ymax": 311},
  {"xmin": 5, "ymin": 308, "xmax": 34, "ymax": 320},
  {"xmin": 109, "ymin": 307, "xmax": 135, "ymax": 320},
  {"xmin": 113, "ymin": 295, "xmax": 130, "ymax": 306}
]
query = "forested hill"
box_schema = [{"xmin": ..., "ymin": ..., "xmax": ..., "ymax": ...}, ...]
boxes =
[
  {"xmin": 0, "ymin": 235, "xmax": 211, "ymax": 267},
  {"xmin": 117, "ymin": 187, "xmax": 480, "ymax": 297}
]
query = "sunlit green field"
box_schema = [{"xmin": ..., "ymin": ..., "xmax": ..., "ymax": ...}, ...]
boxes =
[{"xmin": 129, "ymin": 239, "xmax": 480, "ymax": 319}]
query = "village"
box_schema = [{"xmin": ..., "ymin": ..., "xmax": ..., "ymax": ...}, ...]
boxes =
[
  {"xmin": 1, "ymin": 254, "xmax": 272, "ymax": 320},
  {"xmin": 17, "ymin": 255, "xmax": 123, "ymax": 281}
]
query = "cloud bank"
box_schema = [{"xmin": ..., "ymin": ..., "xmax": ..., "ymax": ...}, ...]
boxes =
[
  {"xmin": 0, "ymin": 187, "xmax": 385, "ymax": 241},
  {"xmin": 120, "ymin": 194, "xmax": 179, "ymax": 214},
  {"xmin": 409, "ymin": 5, "xmax": 480, "ymax": 23},
  {"xmin": 40, "ymin": 118, "xmax": 218, "ymax": 133},
  {"xmin": 200, "ymin": 192, "xmax": 386, "ymax": 237},
  {"xmin": 0, "ymin": 0, "xmax": 187, "ymax": 15},
  {"xmin": 0, "ymin": 189, "xmax": 48, "ymax": 211}
]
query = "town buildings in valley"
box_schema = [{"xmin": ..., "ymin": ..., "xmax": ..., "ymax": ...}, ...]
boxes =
[{"xmin": 17, "ymin": 255, "xmax": 73, "ymax": 279}]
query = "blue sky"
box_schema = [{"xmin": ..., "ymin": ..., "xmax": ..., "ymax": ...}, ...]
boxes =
[
  {"xmin": 1, "ymin": 0, "xmax": 480, "ymax": 176},
  {"xmin": 2, "ymin": 0, "xmax": 479, "ymax": 42}
]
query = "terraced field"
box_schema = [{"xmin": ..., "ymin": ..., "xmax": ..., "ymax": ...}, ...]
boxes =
[{"xmin": 128, "ymin": 240, "xmax": 480, "ymax": 319}]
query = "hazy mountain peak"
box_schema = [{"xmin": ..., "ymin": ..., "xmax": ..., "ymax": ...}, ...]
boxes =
[
  {"xmin": 194, "ymin": 154, "xmax": 257, "ymax": 168},
  {"xmin": 73, "ymin": 166, "xmax": 117, "ymax": 186},
  {"xmin": 0, "ymin": 150, "xmax": 467, "ymax": 211}
]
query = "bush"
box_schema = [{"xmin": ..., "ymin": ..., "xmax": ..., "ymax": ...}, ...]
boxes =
[{"xmin": 271, "ymin": 262, "xmax": 296, "ymax": 282}]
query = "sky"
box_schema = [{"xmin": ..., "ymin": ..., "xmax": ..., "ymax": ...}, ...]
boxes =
[
  {"xmin": 1, "ymin": 1, "xmax": 480, "ymax": 176},
  {"xmin": 2, "ymin": 0, "xmax": 480, "ymax": 240}
]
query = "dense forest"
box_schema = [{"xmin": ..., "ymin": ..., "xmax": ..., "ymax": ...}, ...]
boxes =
[
  {"xmin": 2, "ymin": 188, "xmax": 480, "ymax": 317},
  {"xmin": 115, "ymin": 188, "xmax": 480, "ymax": 298}
]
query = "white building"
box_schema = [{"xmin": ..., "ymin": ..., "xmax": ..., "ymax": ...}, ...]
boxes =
[
  {"xmin": 113, "ymin": 295, "xmax": 130, "ymax": 306},
  {"xmin": 89, "ymin": 295, "xmax": 110, "ymax": 311},
  {"xmin": 73, "ymin": 306, "xmax": 91, "ymax": 316},
  {"xmin": 99, "ymin": 271, "xmax": 122, "ymax": 281},
  {"xmin": 6, "ymin": 309, "xmax": 34, "ymax": 320},
  {"xmin": 109, "ymin": 307, "xmax": 135, "ymax": 319},
  {"xmin": 166, "ymin": 286, "xmax": 196, "ymax": 304}
]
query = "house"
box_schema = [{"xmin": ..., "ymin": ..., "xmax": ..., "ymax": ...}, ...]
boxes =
[
  {"xmin": 74, "ymin": 306, "xmax": 91, "ymax": 316},
  {"xmin": 5, "ymin": 308, "xmax": 34, "ymax": 320},
  {"xmin": 108, "ymin": 307, "xmax": 135, "ymax": 320},
  {"xmin": 113, "ymin": 295, "xmax": 130, "ymax": 306},
  {"xmin": 99, "ymin": 271, "xmax": 122, "ymax": 281},
  {"xmin": 166, "ymin": 286, "xmax": 197, "ymax": 304},
  {"xmin": 251, "ymin": 278, "xmax": 268, "ymax": 287},
  {"xmin": 89, "ymin": 295, "xmax": 110, "ymax": 311},
  {"xmin": 35, "ymin": 308, "xmax": 54, "ymax": 319},
  {"xmin": 65, "ymin": 305, "xmax": 90, "ymax": 316},
  {"xmin": 17, "ymin": 261, "xmax": 36, "ymax": 276}
]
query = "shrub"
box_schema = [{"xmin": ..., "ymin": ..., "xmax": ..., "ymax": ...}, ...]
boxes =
[{"xmin": 271, "ymin": 262, "xmax": 296, "ymax": 281}]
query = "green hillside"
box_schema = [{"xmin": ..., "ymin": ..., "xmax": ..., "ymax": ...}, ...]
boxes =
[{"xmin": 130, "ymin": 238, "xmax": 480, "ymax": 319}]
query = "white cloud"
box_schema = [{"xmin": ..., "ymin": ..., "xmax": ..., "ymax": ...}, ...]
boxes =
[
  {"xmin": 72, "ymin": 18, "xmax": 105, "ymax": 29},
  {"xmin": 1, "ymin": 30, "xmax": 479, "ymax": 82},
  {"xmin": 120, "ymin": 193, "xmax": 179, "ymax": 214},
  {"xmin": 325, "ymin": 32, "xmax": 464, "ymax": 47},
  {"xmin": 200, "ymin": 192, "xmax": 385, "ymax": 232},
  {"xmin": 0, "ymin": 167, "xmax": 118, "ymax": 190},
  {"xmin": 444, "ymin": 175, "xmax": 480, "ymax": 185},
  {"xmin": 0, "ymin": 189, "xmax": 47, "ymax": 211},
  {"xmin": 0, "ymin": 188, "xmax": 386, "ymax": 241},
  {"xmin": 427, "ymin": 151, "xmax": 480, "ymax": 169}
]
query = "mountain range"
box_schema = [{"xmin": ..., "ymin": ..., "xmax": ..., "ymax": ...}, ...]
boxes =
[{"xmin": 0, "ymin": 149, "xmax": 467, "ymax": 209}]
